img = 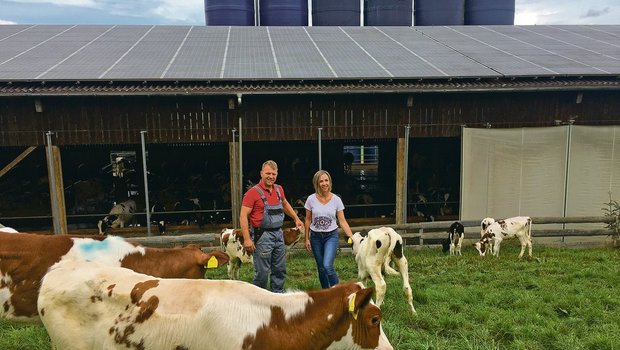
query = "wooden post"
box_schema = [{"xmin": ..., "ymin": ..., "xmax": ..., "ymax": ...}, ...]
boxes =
[
  {"xmin": 46, "ymin": 145, "xmax": 67, "ymax": 234},
  {"xmin": 229, "ymin": 140, "xmax": 240, "ymax": 229},
  {"xmin": 396, "ymin": 137, "xmax": 406, "ymax": 225}
]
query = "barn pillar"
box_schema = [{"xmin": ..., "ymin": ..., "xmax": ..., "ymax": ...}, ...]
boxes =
[
  {"xmin": 45, "ymin": 132, "xmax": 67, "ymax": 235},
  {"xmin": 395, "ymin": 126, "xmax": 410, "ymax": 225},
  {"xmin": 230, "ymin": 131, "xmax": 241, "ymax": 229}
]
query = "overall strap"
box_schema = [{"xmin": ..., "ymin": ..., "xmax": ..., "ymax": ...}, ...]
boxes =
[{"xmin": 253, "ymin": 185, "xmax": 269, "ymax": 205}]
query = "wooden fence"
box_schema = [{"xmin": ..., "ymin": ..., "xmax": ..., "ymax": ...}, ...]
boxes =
[{"xmin": 127, "ymin": 216, "xmax": 618, "ymax": 249}]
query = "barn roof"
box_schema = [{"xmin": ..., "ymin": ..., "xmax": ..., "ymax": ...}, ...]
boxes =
[{"xmin": 0, "ymin": 24, "xmax": 619, "ymax": 94}]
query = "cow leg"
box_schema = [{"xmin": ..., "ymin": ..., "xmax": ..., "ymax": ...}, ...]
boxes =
[
  {"xmin": 394, "ymin": 256, "xmax": 416, "ymax": 314},
  {"xmin": 493, "ymin": 240, "xmax": 501, "ymax": 257},
  {"xmin": 383, "ymin": 255, "xmax": 399, "ymax": 275},
  {"xmin": 449, "ymin": 243, "xmax": 455, "ymax": 255},
  {"xmin": 518, "ymin": 237, "xmax": 528, "ymax": 259},
  {"xmin": 528, "ymin": 238, "xmax": 533, "ymax": 257},
  {"xmin": 456, "ymin": 239, "xmax": 462, "ymax": 255}
]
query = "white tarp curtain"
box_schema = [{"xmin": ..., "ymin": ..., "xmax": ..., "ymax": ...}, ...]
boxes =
[{"xmin": 461, "ymin": 125, "xmax": 619, "ymax": 229}]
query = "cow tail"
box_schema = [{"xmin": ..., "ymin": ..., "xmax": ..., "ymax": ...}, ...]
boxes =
[{"xmin": 527, "ymin": 218, "xmax": 533, "ymax": 240}]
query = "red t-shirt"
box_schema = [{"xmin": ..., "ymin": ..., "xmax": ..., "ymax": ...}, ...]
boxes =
[{"xmin": 242, "ymin": 182, "xmax": 287, "ymax": 228}]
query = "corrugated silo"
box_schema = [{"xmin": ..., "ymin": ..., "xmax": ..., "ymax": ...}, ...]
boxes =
[
  {"xmin": 205, "ymin": 0, "xmax": 256, "ymax": 26},
  {"xmin": 312, "ymin": 0, "xmax": 361, "ymax": 26},
  {"xmin": 364, "ymin": 0, "xmax": 413, "ymax": 26},
  {"xmin": 259, "ymin": 0, "xmax": 309, "ymax": 26},
  {"xmin": 414, "ymin": 0, "xmax": 464, "ymax": 26},
  {"xmin": 465, "ymin": 0, "xmax": 515, "ymax": 25}
]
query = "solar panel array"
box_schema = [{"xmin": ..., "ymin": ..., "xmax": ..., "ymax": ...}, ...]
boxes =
[{"xmin": 0, "ymin": 25, "xmax": 619, "ymax": 81}]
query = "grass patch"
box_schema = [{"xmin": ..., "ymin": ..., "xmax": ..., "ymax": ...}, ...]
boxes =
[{"xmin": 2, "ymin": 245, "xmax": 619, "ymax": 349}]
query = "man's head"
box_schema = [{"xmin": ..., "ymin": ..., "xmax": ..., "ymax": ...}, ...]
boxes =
[{"xmin": 260, "ymin": 160, "xmax": 278, "ymax": 189}]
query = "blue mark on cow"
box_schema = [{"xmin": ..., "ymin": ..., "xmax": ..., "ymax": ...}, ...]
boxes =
[{"xmin": 77, "ymin": 239, "xmax": 111, "ymax": 260}]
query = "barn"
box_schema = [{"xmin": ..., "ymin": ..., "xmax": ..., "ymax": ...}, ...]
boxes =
[{"xmin": 0, "ymin": 25, "xmax": 619, "ymax": 234}]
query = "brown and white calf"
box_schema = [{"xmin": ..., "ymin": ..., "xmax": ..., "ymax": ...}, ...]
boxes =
[
  {"xmin": 475, "ymin": 216, "xmax": 533, "ymax": 258},
  {"xmin": 220, "ymin": 226, "xmax": 303, "ymax": 280},
  {"xmin": 0, "ymin": 232, "xmax": 228, "ymax": 322},
  {"xmin": 97, "ymin": 199, "xmax": 137, "ymax": 234},
  {"xmin": 448, "ymin": 221, "xmax": 465, "ymax": 255},
  {"xmin": 480, "ymin": 217, "xmax": 496, "ymax": 254},
  {"xmin": 39, "ymin": 259, "xmax": 393, "ymax": 350},
  {"xmin": 350, "ymin": 227, "xmax": 416, "ymax": 314}
]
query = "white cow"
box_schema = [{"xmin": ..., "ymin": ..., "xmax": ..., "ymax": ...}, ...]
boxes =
[
  {"xmin": 475, "ymin": 216, "xmax": 533, "ymax": 258},
  {"xmin": 97, "ymin": 199, "xmax": 137, "ymax": 235},
  {"xmin": 0, "ymin": 223, "xmax": 18, "ymax": 233},
  {"xmin": 349, "ymin": 227, "xmax": 416, "ymax": 314},
  {"xmin": 38, "ymin": 259, "xmax": 393, "ymax": 350}
]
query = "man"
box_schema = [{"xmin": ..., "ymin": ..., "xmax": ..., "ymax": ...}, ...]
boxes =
[{"xmin": 240, "ymin": 160, "xmax": 303, "ymax": 292}]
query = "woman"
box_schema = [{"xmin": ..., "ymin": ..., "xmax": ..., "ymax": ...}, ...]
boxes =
[{"xmin": 304, "ymin": 170, "xmax": 353, "ymax": 288}]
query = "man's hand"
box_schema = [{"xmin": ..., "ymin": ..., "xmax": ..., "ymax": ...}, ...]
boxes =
[{"xmin": 243, "ymin": 237, "xmax": 255, "ymax": 255}]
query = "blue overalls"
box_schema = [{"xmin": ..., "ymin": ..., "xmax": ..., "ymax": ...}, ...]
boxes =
[{"xmin": 251, "ymin": 185, "xmax": 286, "ymax": 292}]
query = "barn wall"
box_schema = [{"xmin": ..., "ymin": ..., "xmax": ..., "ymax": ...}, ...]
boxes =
[{"xmin": 0, "ymin": 90, "xmax": 618, "ymax": 147}]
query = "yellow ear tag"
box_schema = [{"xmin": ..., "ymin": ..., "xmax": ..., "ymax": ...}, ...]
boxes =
[
  {"xmin": 206, "ymin": 256, "xmax": 219, "ymax": 269},
  {"xmin": 347, "ymin": 237, "xmax": 352, "ymax": 245},
  {"xmin": 348, "ymin": 294, "xmax": 358, "ymax": 320}
]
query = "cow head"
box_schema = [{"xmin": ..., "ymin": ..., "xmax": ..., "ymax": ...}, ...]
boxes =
[
  {"xmin": 97, "ymin": 215, "xmax": 117, "ymax": 235},
  {"xmin": 349, "ymin": 231, "xmax": 367, "ymax": 254}
]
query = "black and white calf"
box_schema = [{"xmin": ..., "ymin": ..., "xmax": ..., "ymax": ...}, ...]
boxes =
[
  {"xmin": 475, "ymin": 216, "xmax": 533, "ymax": 258},
  {"xmin": 349, "ymin": 227, "xmax": 416, "ymax": 314},
  {"xmin": 447, "ymin": 221, "xmax": 465, "ymax": 255},
  {"xmin": 97, "ymin": 199, "xmax": 137, "ymax": 235},
  {"xmin": 150, "ymin": 201, "xmax": 166, "ymax": 235}
]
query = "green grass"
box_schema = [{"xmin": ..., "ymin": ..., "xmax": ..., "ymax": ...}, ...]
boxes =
[{"xmin": 2, "ymin": 245, "xmax": 620, "ymax": 350}]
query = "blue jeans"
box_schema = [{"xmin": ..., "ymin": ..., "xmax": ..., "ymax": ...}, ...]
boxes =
[{"xmin": 310, "ymin": 229, "xmax": 340, "ymax": 288}]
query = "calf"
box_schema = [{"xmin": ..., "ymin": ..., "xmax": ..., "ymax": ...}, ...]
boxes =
[
  {"xmin": 150, "ymin": 201, "xmax": 166, "ymax": 235},
  {"xmin": 220, "ymin": 228, "xmax": 253, "ymax": 280},
  {"xmin": 0, "ymin": 232, "xmax": 228, "ymax": 322},
  {"xmin": 97, "ymin": 199, "xmax": 137, "ymax": 234},
  {"xmin": 475, "ymin": 216, "xmax": 533, "ymax": 258},
  {"xmin": 39, "ymin": 260, "xmax": 393, "ymax": 350},
  {"xmin": 480, "ymin": 217, "xmax": 496, "ymax": 254},
  {"xmin": 350, "ymin": 227, "xmax": 416, "ymax": 314},
  {"xmin": 448, "ymin": 221, "xmax": 465, "ymax": 255},
  {"xmin": 220, "ymin": 227, "xmax": 303, "ymax": 280}
]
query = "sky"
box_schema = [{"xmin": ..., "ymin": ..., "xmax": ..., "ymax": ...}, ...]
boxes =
[{"xmin": 0, "ymin": 0, "xmax": 618, "ymax": 26}]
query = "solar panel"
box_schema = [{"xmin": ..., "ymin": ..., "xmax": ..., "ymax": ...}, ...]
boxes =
[{"xmin": 0, "ymin": 25, "xmax": 619, "ymax": 81}]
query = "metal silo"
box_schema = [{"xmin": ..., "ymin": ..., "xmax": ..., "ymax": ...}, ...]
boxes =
[
  {"xmin": 205, "ymin": 0, "xmax": 256, "ymax": 26},
  {"xmin": 312, "ymin": 0, "xmax": 361, "ymax": 26},
  {"xmin": 365, "ymin": 0, "xmax": 412, "ymax": 26},
  {"xmin": 414, "ymin": 0, "xmax": 464, "ymax": 26},
  {"xmin": 259, "ymin": 0, "xmax": 308, "ymax": 26},
  {"xmin": 465, "ymin": 0, "xmax": 515, "ymax": 25}
]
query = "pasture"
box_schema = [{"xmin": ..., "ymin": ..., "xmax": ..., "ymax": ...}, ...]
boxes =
[{"xmin": 1, "ymin": 244, "xmax": 619, "ymax": 350}]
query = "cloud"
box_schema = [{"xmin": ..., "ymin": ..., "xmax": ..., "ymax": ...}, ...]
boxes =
[
  {"xmin": 0, "ymin": 19, "xmax": 18, "ymax": 24},
  {"xmin": 580, "ymin": 7, "xmax": 610, "ymax": 18},
  {"xmin": 7, "ymin": 0, "xmax": 98, "ymax": 7}
]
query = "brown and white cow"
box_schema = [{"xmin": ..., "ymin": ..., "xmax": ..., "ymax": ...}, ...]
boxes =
[
  {"xmin": 39, "ymin": 259, "xmax": 393, "ymax": 350},
  {"xmin": 349, "ymin": 227, "xmax": 416, "ymax": 314},
  {"xmin": 475, "ymin": 216, "xmax": 533, "ymax": 258},
  {"xmin": 0, "ymin": 232, "xmax": 228, "ymax": 322},
  {"xmin": 220, "ymin": 226, "xmax": 303, "ymax": 280}
]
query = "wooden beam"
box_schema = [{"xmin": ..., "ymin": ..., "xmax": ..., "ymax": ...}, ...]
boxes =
[
  {"xmin": 395, "ymin": 137, "xmax": 406, "ymax": 224},
  {"xmin": 46, "ymin": 145, "xmax": 68, "ymax": 234},
  {"xmin": 0, "ymin": 146, "xmax": 36, "ymax": 179}
]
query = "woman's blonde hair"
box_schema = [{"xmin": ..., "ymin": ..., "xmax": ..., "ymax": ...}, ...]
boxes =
[{"xmin": 312, "ymin": 170, "xmax": 332, "ymax": 195}]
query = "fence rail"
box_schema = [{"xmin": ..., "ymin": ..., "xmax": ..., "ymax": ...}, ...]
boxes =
[{"xmin": 126, "ymin": 216, "xmax": 617, "ymax": 249}]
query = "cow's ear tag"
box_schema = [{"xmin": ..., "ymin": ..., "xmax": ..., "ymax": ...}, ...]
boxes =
[
  {"xmin": 347, "ymin": 237, "xmax": 352, "ymax": 245},
  {"xmin": 206, "ymin": 256, "xmax": 219, "ymax": 269},
  {"xmin": 348, "ymin": 294, "xmax": 358, "ymax": 320}
]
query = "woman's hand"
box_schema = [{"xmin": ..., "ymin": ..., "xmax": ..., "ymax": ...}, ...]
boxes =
[{"xmin": 305, "ymin": 239, "xmax": 311, "ymax": 253}]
